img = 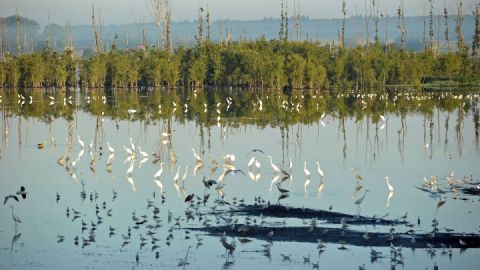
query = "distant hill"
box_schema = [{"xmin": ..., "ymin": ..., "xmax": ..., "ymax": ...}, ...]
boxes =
[{"xmin": 0, "ymin": 15, "xmax": 476, "ymax": 55}]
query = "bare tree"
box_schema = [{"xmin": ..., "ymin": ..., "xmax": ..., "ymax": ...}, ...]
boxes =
[
  {"xmin": 455, "ymin": 0, "xmax": 465, "ymax": 53},
  {"xmin": 16, "ymin": 9, "xmax": 21, "ymax": 56},
  {"xmin": 341, "ymin": 0, "xmax": 346, "ymax": 48},
  {"xmin": 397, "ymin": 0, "xmax": 406, "ymax": 52},
  {"xmin": 91, "ymin": 3, "xmax": 101, "ymax": 54},
  {"xmin": 146, "ymin": 0, "xmax": 172, "ymax": 51},
  {"xmin": 444, "ymin": 6, "xmax": 450, "ymax": 52},
  {"xmin": 294, "ymin": 0, "xmax": 301, "ymax": 42}
]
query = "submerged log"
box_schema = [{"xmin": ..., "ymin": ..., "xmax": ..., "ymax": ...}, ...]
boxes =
[
  {"xmin": 224, "ymin": 204, "xmax": 407, "ymax": 226},
  {"xmin": 189, "ymin": 224, "xmax": 480, "ymax": 249}
]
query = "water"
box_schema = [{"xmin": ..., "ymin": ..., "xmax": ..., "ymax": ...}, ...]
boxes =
[{"xmin": 0, "ymin": 88, "xmax": 479, "ymax": 269}]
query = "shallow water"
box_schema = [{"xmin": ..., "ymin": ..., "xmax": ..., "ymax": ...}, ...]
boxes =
[{"xmin": 0, "ymin": 88, "xmax": 479, "ymax": 269}]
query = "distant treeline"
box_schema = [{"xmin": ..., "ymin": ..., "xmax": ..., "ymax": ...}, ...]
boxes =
[{"xmin": 0, "ymin": 39, "xmax": 479, "ymax": 89}]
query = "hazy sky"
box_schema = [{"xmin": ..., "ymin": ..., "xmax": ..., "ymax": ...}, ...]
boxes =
[{"xmin": 1, "ymin": 0, "xmax": 478, "ymax": 25}]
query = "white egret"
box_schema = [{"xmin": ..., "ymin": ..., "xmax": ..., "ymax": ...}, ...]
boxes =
[
  {"xmin": 129, "ymin": 138, "xmax": 135, "ymax": 152},
  {"xmin": 123, "ymin": 145, "xmax": 133, "ymax": 156},
  {"xmin": 127, "ymin": 161, "xmax": 134, "ymax": 175},
  {"xmin": 107, "ymin": 142, "xmax": 115, "ymax": 153},
  {"xmin": 315, "ymin": 161, "xmax": 324, "ymax": 177},
  {"xmin": 385, "ymin": 176, "xmax": 394, "ymax": 192},
  {"xmin": 191, "ymin": 148, "xmax": 203, "ymax": 163},
  {"xmin": 77, "ymin": 135, "xmax": 85, "ymax": 148},
  {"xmin": 138, "ymin": 147, "xmax": 148, "ymax": 158},
  {"xmin": 181, "ymin": 166, "xmax": 189, "ymax": 182},
  {"xmin": 154, "ymin": 162, "xmax": 164, "ymax": 179},
  {"xmin": 267, "ymin": 156, "xmax": 281, "ymax": 174},
  {"xmin": 304, "ymin": 177, "xmax": 311, "ymax": 192},
  {"xmin": 173, "ymin": 166, "xmax": 180, "ymax": 182},
  {"xmin": 304, "ymin": 162, "xmax": 311, "ymax": 178}
]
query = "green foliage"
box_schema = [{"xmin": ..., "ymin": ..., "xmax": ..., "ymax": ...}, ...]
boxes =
[{"xmin": 1, "ymin": 39, "xmax": 479, "ymax": 89}]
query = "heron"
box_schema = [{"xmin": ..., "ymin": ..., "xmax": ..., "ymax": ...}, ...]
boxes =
[
  {"xmin": 267, "ymin": 155, "xmax": 281, "ymax": 174},
  {"xmin": 276, "ymin": 183, "xmax": 289, "ymax": 194},
  {"xmin": 123, "ymin": 145, "xmax": 133, "ymax": 156},
  {"xmin": 126, "ymin": 161, "xmax": 134, "ymax": 176},
  {"xmin": 129, "ymin": 138, "xmax": 135, "ymax": 153},
  {"xmin": 77, "ymin": 135, "xmax": 85, "ymax": 149},
  {"xmin": 173, "ymin": 166, "xmax": 181, "ymax": 182},
  {"xmin": 154, "ymin": 162, "xmax": 164, "ymax": 179},
  {"xmin": 191, "ymin": 148, "xmax": 202, "ymax": 163},
  {"xmin": 304, "ymin": 162, "xmax": 311, "ymax": 178},
  {"xmin": 181, "ymin": 166, "xmax": 189, "ymax": 183},
  {"xmin": 138, "ymin": 147, "xmax": 148, "ymax": 158},
  {"xmin": 220, "ymin": 237, "xmax": 235, "ymax": 254},
  {"xmin": 355, "ymin": 189, "xmax": 370, "ymax": 216},
  {"xmin": 107, "ymin": 142, "xmax": 115, "ymax": 153},
  {"xmin": 385, "ymin": 176, "xmax": 394, "ymax": 192},
  {"xmin": 10, "ymin": 206, "xmax": 21, "ymax": 228},
  {"xmin": 304, "ymin": 177, "xmax": 311, "ymax": 193}
]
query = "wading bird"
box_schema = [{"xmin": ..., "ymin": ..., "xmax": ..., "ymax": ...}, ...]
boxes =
[
  {"xmin": 267, "ymin": 156, "xmax": 281, "ymax": 174},
  {"xmin": 355, "ymin": 189, "xmax": 370, "ymax": 216}
]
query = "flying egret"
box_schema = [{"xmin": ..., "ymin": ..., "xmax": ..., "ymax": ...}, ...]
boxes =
[{"xmin": 267, "ymin": 156, "xmax": 281, "ymax": 174}]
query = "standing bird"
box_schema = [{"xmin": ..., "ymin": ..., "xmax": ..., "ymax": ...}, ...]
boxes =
[
  {"xmin": 355, "ymin": 189, "xmax": 370, "ymax": 216},
  {"xmin": 267, "ymin": 156, "xmax": 281, "ymax": 174},
  {"xmin": 77, "ymin": 135, "xmax": 85, "ymax": 149},
  {"xmin": 173, "ymin": 166, "xmax": 181, "ymax": 183},
  {"xmin": 126, "ymin": 161, "xmax": 134, "ymax": 176},
  {"xmin": 184, "ymin": 194, "xmax": 194, "ymax": 203},
  {"xmin": 107, "ymin": 142, "xmax": 115, "ymax": 153},
  {"xmin": 276, "ymin": 183, "xmax": 289, "ymax": 194},
  {"xmin": 154, "ymin": 162, "xmax": 164, "ymax": 179},
  {"xmin": 316, "ymin": 162, "xmax": 325, "ymax": 192},
  {"xmin": 10, "ymin": 206, "xmax": 21, "ymax": 228},
  {"xmin": 191, "ymin": 148, "xmax": 203, "ymax": 163},
  {"xmin": 385, "ymin": 176, "xmax": 394, "ymax": 192},
  {"xmin": 181, "ymin": 166, "xmax": 189, "ymax": 183},
  {"xmin": 220, "ymin": 237, "xmax": 235, "ymax": 254},
  {"xmin": 304, "ymin": 162, "xmax": 311, "ymax": 178},
  {"xmin": 138, "ymin": 147, "xmax": 148, "ymax": 158}
]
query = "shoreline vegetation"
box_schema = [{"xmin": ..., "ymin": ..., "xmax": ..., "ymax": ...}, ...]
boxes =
[{"xmin": 0, "ymin": 1, "xmax": 479, "ymax": 90}]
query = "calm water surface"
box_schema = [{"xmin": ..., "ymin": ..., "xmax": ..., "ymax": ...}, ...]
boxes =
[{"xmin": 0, "ymin": 88, "xmax": 479, "ymax": 269}]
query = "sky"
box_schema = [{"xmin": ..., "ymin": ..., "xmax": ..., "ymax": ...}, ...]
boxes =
[{"xmin": 1, "ymin": 0, "xmax": 478, "ymax": 26}]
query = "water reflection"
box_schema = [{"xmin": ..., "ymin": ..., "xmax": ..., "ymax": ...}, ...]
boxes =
[{"xmin": 0, "ymin": 87, "xmax": 480, "ymax": 269}]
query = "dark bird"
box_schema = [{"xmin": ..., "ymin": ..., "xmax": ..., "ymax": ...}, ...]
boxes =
[
  {"xmin": 202, "ymin": 177, "xmax": 217, "ymax": 189},
  {"xmin": 185, "ymin": 194, "xmax": 195, "ymax": 203},
  {"xmin": 4, "ymin": 195, "xmax": 19, "ymax": 205},
  {"xmin": 248, "ymin": 148, "xmax": 266, "ymax": 155},
  {"xmin": 16, "ymin": 186, "xmax": 27, "ymax": 199},
  {"xmin": 225, "ymin": 169, "xmax": 246, "ymax": 176},
  {"xmin": 220, "ymin": 238, "xmax": 235, "ymax": 254}
]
